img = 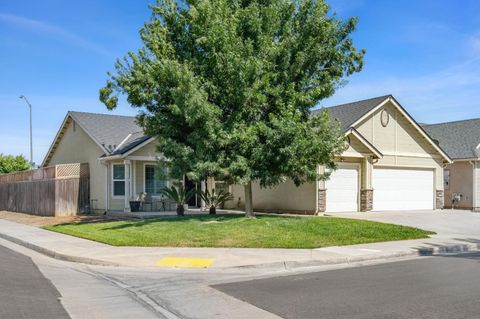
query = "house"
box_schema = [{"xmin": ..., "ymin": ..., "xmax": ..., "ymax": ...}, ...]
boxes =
[
  {"xmin": 225, "ymin": 95, "xmax": 452, "ymax": 213},
  {"xmin": 43, "ymin": 94, "xmax": 451, "ymax": 214},
  {"xmin": 42, "ymin": 112, "xmax": 176, "ymax": 212},
  {"xmin": 423, "ymin": 119, "xmax": 480, "ymax": 211}
]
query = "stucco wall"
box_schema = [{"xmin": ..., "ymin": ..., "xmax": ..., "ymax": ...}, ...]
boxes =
[
  {"xmin": 443, "ymin": 161, "xmax": 474, "ymax": 209},
  {"xmin": 47, "ymin": 119, "xmax": 107, "ymax": 212},
  {"xmin": 355, "ymin": 101, "xmax": 444, "ymax": 190},
  {"xmin": 225, "ymin": 180, "xmax": 317, "ymax": 213}
]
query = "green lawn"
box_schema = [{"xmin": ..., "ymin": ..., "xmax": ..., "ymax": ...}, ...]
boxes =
[{"xmin": 43, "ymin": 214, "xmax": 434, "ymax": 249}]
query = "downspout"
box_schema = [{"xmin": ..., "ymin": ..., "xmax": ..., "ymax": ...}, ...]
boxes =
[
  {"xmin": 470, "ymin": 161, "xmax": 477, "ymax": 211},
  {"xmin": 315, "ymin": 164, "xmax": 319, "ymax": 215}
]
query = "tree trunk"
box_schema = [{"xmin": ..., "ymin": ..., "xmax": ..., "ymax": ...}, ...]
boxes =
[
  {"xmin": 244, "ymin": 181, "xmax": 255, "ymax": 218},
  {"xmin": 209, "ymin": 206, "xmax": 216, "ymax": 215}
]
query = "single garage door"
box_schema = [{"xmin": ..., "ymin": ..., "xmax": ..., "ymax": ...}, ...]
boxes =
[
  {"xmin": 373, "ymin": 168, "xmax": 434, "ymax": 211},
  {"xmin": 326, "ymin": 165, "xmax": 359, "ymax": 212}
]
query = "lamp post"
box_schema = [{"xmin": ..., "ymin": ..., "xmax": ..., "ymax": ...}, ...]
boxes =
[{"xmin": 19, "ymin": 95, "xmax": 33, "ymax": 167}]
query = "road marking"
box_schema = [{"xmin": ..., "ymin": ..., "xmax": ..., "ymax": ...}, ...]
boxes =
[{"xmin": 155, "ymin": 257, "xmax": 214, "ymax": 268}]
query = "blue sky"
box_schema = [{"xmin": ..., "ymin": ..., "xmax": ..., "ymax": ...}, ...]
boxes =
[{"xmin": 1, "ymin": 0, "xmax": 479, "ymax": 165}]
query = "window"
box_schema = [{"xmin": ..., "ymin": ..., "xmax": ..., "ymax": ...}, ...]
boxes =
[
  {"xmin": 444, "ymin": 169, "xmax": 450, "ymax": 190},
  {"xmin": 112, "ymin": 164, "xmax": 125, "ymax": 196},
  {"xmin": 144, "ymin": 165, "xmax": 167, "ymax": 196}
]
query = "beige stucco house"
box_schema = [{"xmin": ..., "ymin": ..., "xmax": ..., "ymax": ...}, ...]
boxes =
[
  {"xmin": 423, "ymin": 119, "xmax": 480, "ymax": 211},
  {"xmin": 43, "ymin": 95, "xmax": 451, "ymax": 214},
  {"xmin": 225, "ymin": 95, "xmax": 452, "ymax": 213}
]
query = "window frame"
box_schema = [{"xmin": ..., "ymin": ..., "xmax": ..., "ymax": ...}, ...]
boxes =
[
  {"xmin": 143, "ymin": 163, "xmax": 169, "ymax": 197},
  {"xmin": 111, "ymin": 163, "xmax": 126, "ymax": 198}
]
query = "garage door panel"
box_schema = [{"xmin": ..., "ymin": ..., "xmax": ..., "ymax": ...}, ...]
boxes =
[
  {"xmin": 326, "ymin": 166, "xmax": 359, "ymax": 212},
  {"xmin": 373, "ymin": 168, "xmax": 434, "ymax": 211}
]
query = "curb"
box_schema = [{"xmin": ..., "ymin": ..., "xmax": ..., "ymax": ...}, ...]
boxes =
[
  {"xmin": 231, "ymin": 242, "xmax": 480, "ymax": 270},
  {"xmin": 0, "ymin": 230, "xmax": 479, "ymax": 270},
  {"xmin": 0, "ymin": 232, "xmax": 120, "ymax": 267}
]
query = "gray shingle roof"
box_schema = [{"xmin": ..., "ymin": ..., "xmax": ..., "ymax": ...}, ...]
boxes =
[
  {"xmin": 312, "ymin": 95, "xmax": 391, "ymax": 131},
  {"xmin": 69, "ymin": 111, "xmax": 150, "ymax": 155},
  {"xmin": 423, "ymin": 119, "xmax": 480, "ymax": 160}
]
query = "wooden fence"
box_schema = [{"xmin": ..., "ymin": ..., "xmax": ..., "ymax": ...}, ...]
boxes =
[{"xmin": 0, "ymin": 163, "xmax": 89, "ymax": 217}]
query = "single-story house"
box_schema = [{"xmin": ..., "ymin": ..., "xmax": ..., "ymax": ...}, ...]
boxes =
[
  {"xmin": 42, "ymin": 94, "xmax": 451, "ymax": 214},
  {"xmin": 423, "ymin": 119, "xmax": 480, "ymax": 211},
  {"xmin": 225, "ymin": 95, "xmax": 452, "ymax": 213}
]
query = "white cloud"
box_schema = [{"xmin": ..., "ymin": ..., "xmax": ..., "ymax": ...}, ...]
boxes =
[
  {"xmin": 321, "ymin": 56, "xmax": 480, "ymax": 123},
  {"xmin": 0, "ymin": 13, "xmax": 112, "ymax": 57},
  {"xmin": 469, "ymin": 34, "xmax": 480, "ymax": 55}
]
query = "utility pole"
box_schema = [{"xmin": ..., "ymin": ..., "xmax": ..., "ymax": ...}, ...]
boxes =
[{"xmin": 19, "ymin": 95, "xmax": 33, "ymax": 167}]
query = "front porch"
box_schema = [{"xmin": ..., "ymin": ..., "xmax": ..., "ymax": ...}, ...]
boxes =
[{"xmin": 102, "ymin": 157, "xmax": 211, "ymax": 213}]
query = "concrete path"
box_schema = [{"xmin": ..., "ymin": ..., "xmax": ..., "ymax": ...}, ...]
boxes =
[
  {"xmin": 327, "ymin": 209, "xmax": 480, "ymax": 238},
  {"xmin": 0, "ymin": 212, "xmax": 479, "ymax": 270}
]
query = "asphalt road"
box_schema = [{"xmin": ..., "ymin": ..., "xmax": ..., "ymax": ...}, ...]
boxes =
[
  {"xmin": 214, "ymin": 253, "xmax": 480, "ymax": 319},
  {"xmin": 0, "ymin": 245, "xmax": 70, "ymax": 319}
]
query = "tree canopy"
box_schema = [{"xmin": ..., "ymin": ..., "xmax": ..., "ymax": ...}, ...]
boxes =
[
  {"xmin": 100, "ymin": 0, "xmax": 364, "ymax": 216},
  {"xmin": 0, "ymin": 154, "xmax": 30, "ymax": 174}
]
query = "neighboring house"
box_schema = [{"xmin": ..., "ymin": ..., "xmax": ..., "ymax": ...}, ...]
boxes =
[
  {"xmin": 44, "ymin": 95, "xmax": 451, "ymax": 214},
  {"xmin": 423, "ymin": 119, "xmax": 480, "ymax": 211},
  {"xmin": 225, "ymin": 95, "xmax": 451, "ymax": 213}
]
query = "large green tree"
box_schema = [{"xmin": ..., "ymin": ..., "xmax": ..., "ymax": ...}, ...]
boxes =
[
  {"xmin": 0, "ymin": 154, "xmax": 30, "ymax": 174},
  {"xmin": 100, "ymin": 0, "xmax": 364, "ymax": 217}
]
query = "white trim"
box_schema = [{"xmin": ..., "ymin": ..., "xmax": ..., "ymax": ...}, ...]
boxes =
[
  {"xmin": 111, "ymin": 163, "xmax": 126, "ymax": 199},
  {"xmin": 113, "ymin": 133, "xmax": 132, "ymax": 152},
  {"xmin": 123, "ymin": 137, "xmax": 156, "ymax": 157},
  {"xmin": 345, "ymin": 128, "xmax": 383, "ymax": 159},
  {"xmin": 104, "ymin": 162, "xmax": 109, "ymax": 211},
  {"xmin": 126, "ymin": 155, "xmax": 163, "ymax": 161},
  {"xmin": 350, "ymin": 96, "xmax": 452, "ymax": 164},
  {"xmin": 381, "ymin": 152, "xmax": 442, "ymax": 159},
  {"xmin": 132, "ymin": 160, "xmax": 137, "ymax": 199}
]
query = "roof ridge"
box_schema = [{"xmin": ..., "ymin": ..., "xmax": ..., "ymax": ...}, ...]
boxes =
[
  {"xmin": 69, "ymin": 110, "xmax": 136, "ymax": 119},
  {"xmin": 423, "ymin": 117, "xmax": 480, "ymax": 127},
  {"xmin": 321, "ymin": 94, "xmax": 392, "ymax": 110}
]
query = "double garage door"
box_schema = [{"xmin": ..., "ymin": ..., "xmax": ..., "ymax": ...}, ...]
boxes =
[{"xmin": 326, "ymin": 166, "xmax": 434, "ymax": 212}]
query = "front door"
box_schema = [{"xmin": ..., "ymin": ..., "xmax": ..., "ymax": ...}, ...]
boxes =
[{"xmin": 184, "ymin": 177, "xmax": 199, "ymax": 207}]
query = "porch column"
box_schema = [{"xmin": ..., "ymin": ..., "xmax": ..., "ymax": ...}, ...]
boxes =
[
  {"xmin": 200, "ymin": 180, "xmax": 206, "ymax": 211},
  {"xmin": 124, "ymin": 160, "xmax": 131, "ymax": 212},
  {"xmin": 360, "ymin": 156, "xmax": 373, "ymax": 212}
]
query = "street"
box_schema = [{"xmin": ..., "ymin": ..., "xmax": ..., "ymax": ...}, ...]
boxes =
[
  {"xmin": 2, "ymin": 236, "xmax": 480, "ymax": 319},
  {"xmin": 215, "ymin": 252, "xmax": 480, "ymax": 319},
  {"xmin": 0, "ymin": 245, "xmax": 69, "ymax": 319}
]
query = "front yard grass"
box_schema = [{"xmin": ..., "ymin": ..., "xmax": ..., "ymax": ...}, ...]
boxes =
[{"xmin": 43, "ymin": 214, "xmax": 434, "ymax": 249}]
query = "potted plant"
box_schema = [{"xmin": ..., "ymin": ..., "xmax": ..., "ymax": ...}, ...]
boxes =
[
  {"xmin": 198, "ymin": 188, "xmax": 234, "ymax": 215},
  {"xmin": 160, "ymin": 185, "xmax": 195, "ymax": 216}
]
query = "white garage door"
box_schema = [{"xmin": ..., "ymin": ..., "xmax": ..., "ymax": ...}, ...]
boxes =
[
  {"xmin": 373, "ymin": 168, "xmax": 434, "ymax": 211},
  {"xmin": 326, "ymin": 165, "xmax": 359, "ymax": 212}
]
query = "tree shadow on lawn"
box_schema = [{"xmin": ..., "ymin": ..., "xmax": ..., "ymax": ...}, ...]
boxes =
[
  {"xmin": 99, "ymin": 213, "xmax": 304, "ymax": 231},
  {"xmin": 52, "ymin": 213, "xmax": 263, "ymax": 231}
]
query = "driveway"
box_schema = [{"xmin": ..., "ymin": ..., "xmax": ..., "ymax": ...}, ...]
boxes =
[{"xmin": 327, "ymin": 210, "xmax": 480, "ymax": 239}]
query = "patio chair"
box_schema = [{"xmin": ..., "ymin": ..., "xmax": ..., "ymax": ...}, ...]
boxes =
[{"xmin": 139, "ymin": 192, "xmax": 154, "ymax": 212}]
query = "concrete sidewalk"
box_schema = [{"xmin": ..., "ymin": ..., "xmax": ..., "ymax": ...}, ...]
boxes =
[{"xmin": 0, "ymin": 218, "xmax": 479, "ymax": 270}]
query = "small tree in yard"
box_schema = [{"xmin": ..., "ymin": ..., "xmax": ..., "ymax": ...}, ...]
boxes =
[
  {"xmin": 0, "ymin": 154, "xmax": 30, "ymax": 174},
  {"xmin": 100, "ymin": 0, "xmax": 364, "ymax": 217}
]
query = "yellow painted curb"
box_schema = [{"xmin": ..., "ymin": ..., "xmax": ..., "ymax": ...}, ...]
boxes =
[{"xmin": 155, "ymin": 257, "xmax": 214, "ymax": 268}]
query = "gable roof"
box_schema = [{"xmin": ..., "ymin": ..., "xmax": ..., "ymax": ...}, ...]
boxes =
[
  {"xmin": 312, "ymin": 95, "xmax": 451, "ymax": 163},
  {"xmin": 423, "ymin": 118, "xmax": 480, "ymax": 160},
  {"xmin": 312, "ymin": 95, "xmax": 391, "ymax": 131},
  {"xmin": 42, "ymin": 111, "xmax": 151, "ymax": 167}
]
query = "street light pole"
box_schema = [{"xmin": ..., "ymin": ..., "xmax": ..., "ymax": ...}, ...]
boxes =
[{"xmin": 19, "ymin": 95, "xmax": 33, "ymax": 167}]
